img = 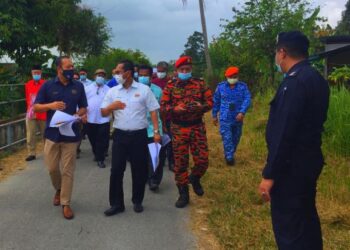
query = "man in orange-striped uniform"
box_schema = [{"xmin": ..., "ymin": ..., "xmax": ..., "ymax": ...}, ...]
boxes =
[{"xmin": 160, "ymin": 56, "xmax": 213, "ymax": 208}]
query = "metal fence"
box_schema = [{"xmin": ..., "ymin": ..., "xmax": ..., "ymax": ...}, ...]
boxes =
[{"xmin": 0, "ymin": 83, "xmax": 27, "ymax": 151}]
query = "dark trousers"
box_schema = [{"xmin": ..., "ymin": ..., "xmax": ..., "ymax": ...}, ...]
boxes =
[
  {"xmin": 109, "ymin": 129, "xmax": 148, "ymax": 207},
  {"xmin": 86, "ymin": 122, "xmax": 110, "ymax": 162},
  {"xmin": 147, "ymin": 138, "xmax": 166, "ymax": 185},
  {"xmin": 271, "ymin": 177, "xmax": 322, "ymax": 250}
]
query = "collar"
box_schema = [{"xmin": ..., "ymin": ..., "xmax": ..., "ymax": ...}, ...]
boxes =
[
  {"xmin": 116, "ymin": 80, "xmax": 138, "ymax": 90},
  {"xmin": 54, "ymin": 76, "xmax": 73, "ymax": 86},
  {"xmin": 287, "ymin": 60, "xmax": 309, "ymax": 77}
]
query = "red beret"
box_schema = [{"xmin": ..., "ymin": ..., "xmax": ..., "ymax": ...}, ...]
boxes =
[
  {"xmin": 175, "ymin": 56, "xmax": 192, "ymax": 68},
  {"xmin": 225, "ymin": 67, "xmax": 239, "ymax": 77}
]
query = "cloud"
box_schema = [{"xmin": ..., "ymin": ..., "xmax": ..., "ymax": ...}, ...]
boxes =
[{"xmin": 82, "ymin": 0, "xmax": 348, "ymax": 64}]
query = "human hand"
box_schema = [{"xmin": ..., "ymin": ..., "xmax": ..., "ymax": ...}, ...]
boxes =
[
  {"xmin": 109, "ymin": 101, "xmax": 126, "ymax": 111},
  {"xmin": 258, "ymin": 178, "xmax": 274, "ymax": 202},
  {"xmin": 236, "ymin": 113, "xmax": 244, "ymax": 122},
  {"xmin": 213, "ymin": 117, "xmax": 219, "ymax": 126},
  {"xmin": 154, "ymin": 133, "xmax": 161, "ymax": 143},
  {"xmin": 50, "ymin": 101, "xmax": 66, "ymax": 110}
]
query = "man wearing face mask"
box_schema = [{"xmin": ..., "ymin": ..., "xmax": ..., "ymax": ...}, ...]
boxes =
[
  {"xmin": 24, "ymin": 64, "xmax": 47, "ymax": 161},
  {"xmin": 33, "ymin": 56, "xmax": 88, "ymax": 220},
  {"xmin": 101, "ymin": 60, "xmax": 161, "ymax": 216},
  {"xmin": 107, "ymin": 68, "xmax": 119, "ymax": 88},
  {"xmin": 138, "ymin": 65, "xmax": 166, "ymax": 191},
  {"xmin": 259, "ymin": 31, "xmax": 329, "ymax": 250},
  {"xmin": 212, "ymin": 67, "xmax": 251, "ymax": 166},
  {"xmin": 79, "ymin": 68, "xmax": 93, "ymax": 87},
  {"xmin": 160, "ymin": 56, "xmax": 213, "ymax": 208},
  {"xmin": 85, "ymin": 69, "xmax": 110, "ymax": 168}
]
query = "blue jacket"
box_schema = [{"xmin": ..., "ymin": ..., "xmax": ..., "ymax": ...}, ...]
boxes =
[{"xmin": 212, "ymin": 81, "xmax": 251, "ymax": 122}]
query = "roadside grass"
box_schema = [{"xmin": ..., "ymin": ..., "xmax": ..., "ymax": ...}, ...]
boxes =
[{"xmin": 192, "ymin": 89, "xmax": 350, "ymax": 250}]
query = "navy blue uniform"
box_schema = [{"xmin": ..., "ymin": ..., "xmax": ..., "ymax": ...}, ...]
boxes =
[
  {"xmin": 212, "ymin": 81, "xmax": 251, "ymax": 161},
  {"xmin": 263, "ymin": 60, "xmax": 329, "ymax": 250}
]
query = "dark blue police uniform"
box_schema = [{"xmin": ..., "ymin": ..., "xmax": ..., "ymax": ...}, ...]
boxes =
[
  {"xmin": 263, "ymin": 60, "xmax": 329, "ymax": 250},
  {"xmin": 34, "ymin": 77, "xmax": 88, "ymax": 142}
]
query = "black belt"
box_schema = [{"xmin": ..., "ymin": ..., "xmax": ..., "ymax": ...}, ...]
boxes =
[
  {"xmin": 172, "ymin": 119, "xmax": 203, "ymax": 127},
  {"xmin": 114, "ymin": 128, "xmax": 146, "ymax": 135}
]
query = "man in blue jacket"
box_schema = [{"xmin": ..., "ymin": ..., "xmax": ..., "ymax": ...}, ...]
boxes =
[{"xmin": 212, "ymin": 67, "xmax": 251, "ymax": 166}]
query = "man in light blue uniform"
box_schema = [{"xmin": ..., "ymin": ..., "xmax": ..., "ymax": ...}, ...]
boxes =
[
  {"xmin": 138, "ymin": 65, "xmax": 166, "ymax": 191},
  {"xmin": 212, "ymin": 66, "xmax": 251, "ymax": 166}
]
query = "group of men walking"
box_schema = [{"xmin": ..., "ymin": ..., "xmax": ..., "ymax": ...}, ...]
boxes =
[{"xmin": 24, "ymin": 30, "xmax": 329, "ymax": 250}]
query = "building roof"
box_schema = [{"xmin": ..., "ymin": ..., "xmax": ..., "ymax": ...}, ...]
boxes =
[
  {"xmin": 309, "ymin": 44, "xmax": 350, "ymax": 61},
  {"xmin": 320, "ymin": 36, "xmax": 350, "ymax": 44}
]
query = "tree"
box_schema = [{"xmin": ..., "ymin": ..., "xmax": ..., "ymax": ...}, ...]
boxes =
[
  {"xmin": 81, "ymin": 48, "xmax": 151, "ymax": 79},
  {"xmin": 181, "ymin": 0, "xmax": 213, "ymax": 78},
  {"xmin": 221, "ymin": 0, "xmax": 323, "ymax": 87},
  {"xmin": 336, "ymin": 0, "xmax": 350, "ymax": 35},
  {"xmin": 0, "ymin": 0, "xmax": 110, "ymax": 74},
  {"xmin": 183, "ymin": 31, "xmax": 205, "ymax": 77}
]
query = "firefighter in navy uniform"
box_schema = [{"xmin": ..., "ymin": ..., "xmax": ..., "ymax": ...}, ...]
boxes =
[{"xmin": 259, "ymin": 31, "xmax": 329, "ymax": 250}]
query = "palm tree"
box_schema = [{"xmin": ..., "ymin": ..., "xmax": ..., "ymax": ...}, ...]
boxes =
[{"xmin": 182, "ymin": 0, "xmax": 213, "ymax": 78}]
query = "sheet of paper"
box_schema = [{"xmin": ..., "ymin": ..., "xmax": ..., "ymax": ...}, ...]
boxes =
[
  {"xmin": 161, "ymin": 134, "xmax": 171, "ymax": 147},
  {"xmin": 148, "ymin": 143, "xmax": 161, "ymax": 172},
  {"xmin": 50, "ymin": 110, "xmax": 78, "ymax": 128},
  {"xmin": 58, "ymin": 121, "xmax": 76, "ymax": 137}
]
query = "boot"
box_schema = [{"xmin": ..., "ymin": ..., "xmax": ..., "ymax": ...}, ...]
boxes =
[
  {"xmin": 189, "ymin": 174, "xmax": 204, "ymax": 196},
  {"xmin": 175, "ymin": 185, "xmax": 189, "ymax": 208}
]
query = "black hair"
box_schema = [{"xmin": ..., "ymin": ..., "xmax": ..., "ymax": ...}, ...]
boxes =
[
  {"xmin": 79, "ymin": 68, "xmax": 88, "ymax": 73},
  {"xmin": 32, "ymin": 64, "xmax": 42, "ymax": 70},
  {"xmin": 119, "ymin": 60, "xmax": 135, "ymax": 76},
  {"xmin": 55, "ymin": 56, "xmax": 70, "ymax": 68},
  {"xmin": 157, "ymin": 61, "xmax": 169, "ymax": 70},
  {"xmin": 138, "ymin": 65, "xmax": 153, "ymax": 76},
  {"xmin": 276, "ymin": 31, "xmax": 309, "ymax": 59}
]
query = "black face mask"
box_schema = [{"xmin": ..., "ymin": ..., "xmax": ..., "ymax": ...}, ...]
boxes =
[{"xmin": 62, "ymin": 69, "xmax": 74, "ymax": 81}]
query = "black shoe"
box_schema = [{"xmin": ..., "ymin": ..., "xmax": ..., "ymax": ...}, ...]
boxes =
[
  {"xmin": 175, "ymin": 185, "xmax": 189, "ymax": 208},
  {"xmin": 226, "ymin": 158, "xmax": 235, "ymax": 166},
  {"xmin": 189, "ymin": 175, "xmax": 204, "ymax": 196},
  {"xmin": 104, "ymin": 206, "xmax": 125, "ymax": 216},
  {"xmin": 97, "ymin": 161, "xmax": 106, "ymax": 168},
  {"xmin": 149, "ymin": 181, "xmax": 159, "ymax": 192},
  {"xmin": 25, "ymin": 155, "xmax": 36, "ymax": 161},
  {"xmin": 133, "ymin": 204, "xmax": 144, "ymax": 213},
  {"xmin": 168, "ymin": 162, "xmax": 175, "ymax": 172}
]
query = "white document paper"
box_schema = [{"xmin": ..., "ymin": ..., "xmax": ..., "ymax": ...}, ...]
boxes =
[
  {"xmin": 148, "ymin": 143, "xmax": 161, "ymax": 172},
  {"xmin": 161, "ymin": 134, "xmax": 171, "ymax": 147},
  {"xmin": 50, "ymin": 111, "xmax": 79, "ymax": 137}
]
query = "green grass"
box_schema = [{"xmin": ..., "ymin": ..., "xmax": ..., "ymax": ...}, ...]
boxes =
[{"xmin": 196, "ymin": 87, "xmax": 350, "ymax": 249}]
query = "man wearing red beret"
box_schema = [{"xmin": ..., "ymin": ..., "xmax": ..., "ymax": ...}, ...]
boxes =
[
  {"xmin": 160, "ymin": 56, "xmax": 213, "ymax": 208},
  {"xmin": 212, "ymin": 66, "xmax": 251, "ymax": 166}
]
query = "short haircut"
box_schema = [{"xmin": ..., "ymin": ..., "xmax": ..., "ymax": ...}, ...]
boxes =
[
  {"xmin": 138, "ymin": 65, "xmax": 153, "ymax": 76},
  {"xmin": 55, "ymin": 56, "xmax": 70, "ymax": 68},
  {"xmin": 157, "ymin": 61, "xmax": 169, "ymax": 70},
  {"xmin": 79, "ymin": 68, "xmax": 88, "ymax": 73},
  {"xmin": 119, "ymin": 60, "xmax": 135, "ymax": 75},
  {"xmin": 32, "ymin": 64, "xmax": 42, "ymax": 70},
  {"xmin": 276, "ymin": 31, "xmax": 309, "ymax": 59}
]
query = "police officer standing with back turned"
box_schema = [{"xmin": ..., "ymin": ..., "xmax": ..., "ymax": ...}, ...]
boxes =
[{"xmin": 259, "ymin": 31, "xmax": 329, "ymax": 250}]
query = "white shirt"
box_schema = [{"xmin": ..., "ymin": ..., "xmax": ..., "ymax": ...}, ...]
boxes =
[
  {"xmin": 85, "ymin": 83, "xmax": 110, "ymax": 124},
  {"xmin": 81, "ymin": 78, "xmax": 93, "ymax": 88},
  {"xmin": 101, "ymin": 81, "xmax": 160, "ymax": 131}
]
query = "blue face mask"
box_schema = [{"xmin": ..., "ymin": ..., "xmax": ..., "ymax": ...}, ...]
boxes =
[
  {"xmin": 95, "ymin": 76, "xmax": 105, "ymax": 86},
  {"xmin": 275, "ymin": 63, "xmax": 282, "ymax": 73},
  {"xmin": 80, "ymin": 74, "xmax": 87, "ymax": 81},
  {"xmin": 33, "ymin": 74, "xmax": 41, "ymax": 81},
  {"xmin": 134, "ymin": 72, "xmax": 139, "ymax": 79},
  {"xmin": 138, "ymin": 76, "xmax": 150, "ymax": 85},
  {"xmin": 178, "ymin": 72, "xmax": 192, "ymax": 81}
]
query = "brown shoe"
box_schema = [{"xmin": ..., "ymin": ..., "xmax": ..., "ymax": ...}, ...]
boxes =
[
  {"xmin": 53, "ymin": 190, "xmax": 61, "ymax": 206},
  {"xmin": 62, "ymin": 205, "xmax": 74, "ymax": 220}
]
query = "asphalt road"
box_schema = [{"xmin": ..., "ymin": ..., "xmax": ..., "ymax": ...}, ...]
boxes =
[{"xmin": 0, "ymin": 141, "xmax": 195, "ymax": 250}]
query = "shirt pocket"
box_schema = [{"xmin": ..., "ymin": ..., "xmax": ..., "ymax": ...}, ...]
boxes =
[{"xmin": 129, "ymin": 96, "xmax": 143, "ymax": 110}]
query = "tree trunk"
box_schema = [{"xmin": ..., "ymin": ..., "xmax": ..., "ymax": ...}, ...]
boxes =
[{"xmin": 198, "ymin": 0, "xmax": 213, "ymax": 78}]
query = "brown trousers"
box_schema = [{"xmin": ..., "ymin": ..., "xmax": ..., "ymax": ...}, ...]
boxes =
[
  {"xmin": 26, "ymin": 119, "xmax": 46, "ymax": 156},
  {"xmin": 44, "ymin": 139, "xmax": 78, "ymax": 206}
]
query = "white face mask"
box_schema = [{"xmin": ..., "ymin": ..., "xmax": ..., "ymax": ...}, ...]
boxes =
[
  {"xmin": 227, "ymin": 78, "xmax": 238, "ymax": 85},
  {"xmin": 114, "ymin": 74, "xmax": 126, "ymax": 85},
  {"xmin": 157, "ymin": 72, "xmax": 167, "ymax": 79}
]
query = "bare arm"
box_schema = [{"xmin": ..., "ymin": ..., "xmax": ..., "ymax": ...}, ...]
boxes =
[{"xmin": 101, "ymin": 101, "xmax": 126, "ymax": 117}]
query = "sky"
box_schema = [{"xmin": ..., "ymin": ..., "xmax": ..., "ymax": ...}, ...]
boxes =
[{"xmin": 81, "ymin": 0, "xmax": 348, "ymax": 64}]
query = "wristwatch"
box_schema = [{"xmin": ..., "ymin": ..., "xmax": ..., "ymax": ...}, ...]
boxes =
[{"xmin": 154, "ymin": 129, "xmax": 159, "ymax": 134}]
